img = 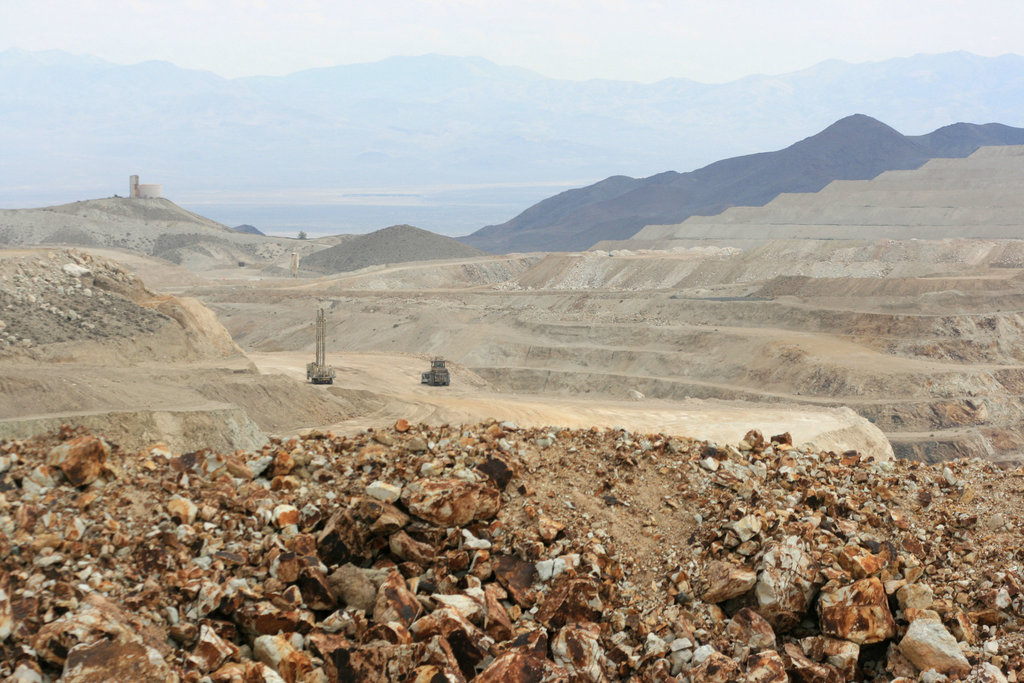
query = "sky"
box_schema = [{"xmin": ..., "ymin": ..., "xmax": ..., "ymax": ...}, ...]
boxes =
[{"xmin": 3, "ymin": 0, "xmax": 1024, "ymax": 83}]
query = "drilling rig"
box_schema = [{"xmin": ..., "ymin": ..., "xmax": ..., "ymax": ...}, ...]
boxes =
[{"xmin": 306, "ymin": 308, "xmax": 336, "ymax": 384}]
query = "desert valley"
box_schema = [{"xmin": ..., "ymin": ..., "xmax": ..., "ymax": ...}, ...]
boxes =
[{"xmin": 3, "ymin": 111, "xmax": 1024, "ymax": 681}]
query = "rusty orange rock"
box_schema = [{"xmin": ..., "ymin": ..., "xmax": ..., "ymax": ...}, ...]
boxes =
[
  {"xmin": 781, "ymin": 642, "xmax": 843, "ymax": 683},
  {"xmin": 754, "ymin": 536, "xmax": 818, "ymax": 632},
  {"xmin": 551, "ymin": 622, "xmax": 606, "ymax": 682},
  {"xmin": 476, "ymin": 650, "xmax": 570, "ymax": 683},
  {"xmin": 401, "ymin": 478, "xmax": 501, "ymax": 526},
  {"xmin": 688, "ymin": 649, "xmax": 741, "ymax": 683},
  {"xmin": 373, "ymin": 570, "xmax": 423, "ymax": 628},
  {"xmin": 838, "ymin": 543, "xmax": 888, "ymax": 579},
  {"xmin": 535, "ymin": 577, "xmax": 603, "ymax": 629},
  {"xmin": 45, "ymin": 435, "xmax": 110, "ymax": 487},
  {"xmin": 817, "ymin": 577, "xmax": 896, "ymax": 645},
  {"xmin": 745, "ymin": 650, "xmax": 788, "ymax": 683},
  {"xmin": 538, "ymin": 516, "xmax": 565, "ymax": 543},
  {"xmin": 701, "ymin": 560, "xmax": 757, "ymax": 604},
  {"xmin": 188, "ymin": 623, "xmax": 239, "ymax": 672},
  {"xmin": 725, "ymin": 608, "xmax": 776, "ymax": 652},
  {"xmin": 389, "ymin": 530, "xmax": 436, "ymax": 566}
]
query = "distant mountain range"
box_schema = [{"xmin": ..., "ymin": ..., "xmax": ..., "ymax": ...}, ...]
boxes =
[
  {"xmin": 459, "ymin": 115, "xmax": 1024, "ymax": 252},
  {"xmin": 3, "ymin": 49, "xmax": 1024, "ymax": 215}
]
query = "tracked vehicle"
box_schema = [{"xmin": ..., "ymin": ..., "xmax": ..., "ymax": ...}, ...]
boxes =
[
  {"xmin": 421, "ymin": 358, "xmax": 450, "ymax": 386},
  {"xmin": 306, "ymin": 308, "xmax": 336, "ymax": 384}
]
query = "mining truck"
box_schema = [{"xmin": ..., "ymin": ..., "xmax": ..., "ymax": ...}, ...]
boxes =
[
  {"xmin": 306, "ymin": 308, "xmax": 336, "ymax": 384},
  {"xmin": 421, "ymin": 358, "xmax": 450, "ymax": 386}
]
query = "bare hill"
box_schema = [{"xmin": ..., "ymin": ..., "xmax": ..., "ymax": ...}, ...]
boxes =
[
  {"xmin": 301, "ymin": 224, "xmax": 486, "ymax": 274},
  {"xmin": 0, "ymin": 197, "xmax": 318, "ymax": 271},
  {"xmin": 461, "ymin": 115, "xmax": 1024, "ymax": 253}
]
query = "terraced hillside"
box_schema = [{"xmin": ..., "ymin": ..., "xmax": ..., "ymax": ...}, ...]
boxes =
[
  {"xmin": 620, "ymin": 145, "xmax": 1024, "ymax": 248},
  {"xmin": 194, "ymin": 239, "xmax": 1024, "ymax": 464}
]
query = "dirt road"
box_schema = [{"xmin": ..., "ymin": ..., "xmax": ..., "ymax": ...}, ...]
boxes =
[{"xmin": 247, "ymin": 351, "xmax": 894, "ymax": 460}]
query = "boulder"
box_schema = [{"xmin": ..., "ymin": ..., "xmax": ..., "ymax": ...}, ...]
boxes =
[
  {"xmin": 328, "ymin": 564, "xmax": 378, "ymax": 612},
  {"xmin": 493, "ymin": 554, "xmax": 538, "ymax": 607},
  {"xmin": 373, "ymin": 571, "xmax": 422, "ymax": 627},
  {"xmin": 817, "ymin": 577, "xmax": 896, "ymax": 645},
  {"xmin": 45, "ymin": 435, "xmax": 111, "ymax": 487},
  {"xmin": 61, "ymin": 638, "xmax": 176, "ymax": 683},
  {"xmin": 551, "ymin": 622, "xmax": 607, "ymax": 682},
  {"xmin": 535, "ymin": 577, "xmax": 603, "ymax": 629},
  {"xmin": 410, "ymin": 607, "xmax": 492, "ymax": 679},
  {"xmin": 701, "ymin": 561, "xmax": 757, "ymax": 604},
  {"xmin": 898, "ymin": 618, "xmax": 971, "ymax": 676},
  {"xmin": 755, "ymin": 536, "xmax": 818, "ymax": 632},
  {"xmin": 272, "ymin": 504, "xmax": 300, "ymax": 528},
  {"xmin": 366, "ymin": 480, "xmax": 402, "ymax": 503},
  {"xmin": 688, "ymin": 649, "xmax": 741, "ymax": 683},
  {"xmin": 799, "ymin": 636, "xmax": 859, "ymax": 680},
  {"xmin": 538, "ymin": 516, "xmax": 565, "ymax": 543},
  {"xmin": 781, "ymin": 642, "xmax": 843, "ymax": 683},
  {"xmin": 188, "ymin": 623, "xmax": 239, "ymax": 672},
  {"xmin": 370, "ymin": 504, "xmax": 411, "ymax": 535},
  {"xmin": 476, "ymin": 650, "xmax": 570, "ymax": 682},
  {"xmin": 837, "ymin": 544, "xmax": 887, "ymax": 579},
  {"xmin": 745, "ymin": 650, "xmax": 788, "ymax": 683},
  {"xmin": 167, "ymin": 496, "xmax": 197, "ymax": 525},
  {"xmin": 235, "ymin": 601, "xmax": 316, "ymax": 638},
  {"xmin": 324, "ymin": 642, "xmax": 423, "ymax": 683},
  {"xmin": 297, "ymin": 566, "xmax": 337, "ymax": 611},
  {"xmin": 33, "ymin": 594, "xmax": 165, "ymax": 669},
  {"xmin": 483, "ymin": 583, "xmax": 514, "ymax": 641},
  {"xmin": 725, "ymin": 608, "xmax": 775, "ymax": 652},
  {"xmin": 896, "ymin": 582, "xmax": 934, "ymax": 611},
  {"xmin": 389, "ymin": 530, "xmax": 436, "ymax": 566},
  {"xmin": 400, "ymin": 478, "xmax": 501, "ymax": 526}
]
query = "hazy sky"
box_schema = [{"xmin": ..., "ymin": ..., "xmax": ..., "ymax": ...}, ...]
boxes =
[{"xmin": 3, "ymin": 0, "xmax": 1023, "ymax": 83}]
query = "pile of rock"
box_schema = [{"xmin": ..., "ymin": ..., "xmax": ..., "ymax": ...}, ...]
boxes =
[
  {"xmin": 1, "ymin": 420, "xmax": 1022, "ymax": 682},
  {"xmin": 0, "ymin": 249, "xmax": 166, "ymax": 351}
]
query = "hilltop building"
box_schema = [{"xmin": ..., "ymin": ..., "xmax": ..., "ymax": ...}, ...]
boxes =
[{"xmin": 129, "ymin": 175, "xmax": 163, "ymax": 199}]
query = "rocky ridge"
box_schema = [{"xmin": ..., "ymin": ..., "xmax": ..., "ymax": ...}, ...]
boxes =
[{"xmin": 1, "ymin": 421, "xmax": 1022, "ymax": 682}]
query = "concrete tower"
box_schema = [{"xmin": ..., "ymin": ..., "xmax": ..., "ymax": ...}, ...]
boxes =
[{"xmin": 129, "ymin": 175, "xmax": 163, "ymax": 198}]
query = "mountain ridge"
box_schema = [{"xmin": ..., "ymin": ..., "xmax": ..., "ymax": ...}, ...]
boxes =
[
  {"xmin": 459, "ymin": 115, "xmax": 1024, "ymax": 253},
  {"xmin": 4, "ymin": 49, "xmax": 1024, "ymax": 215}
]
